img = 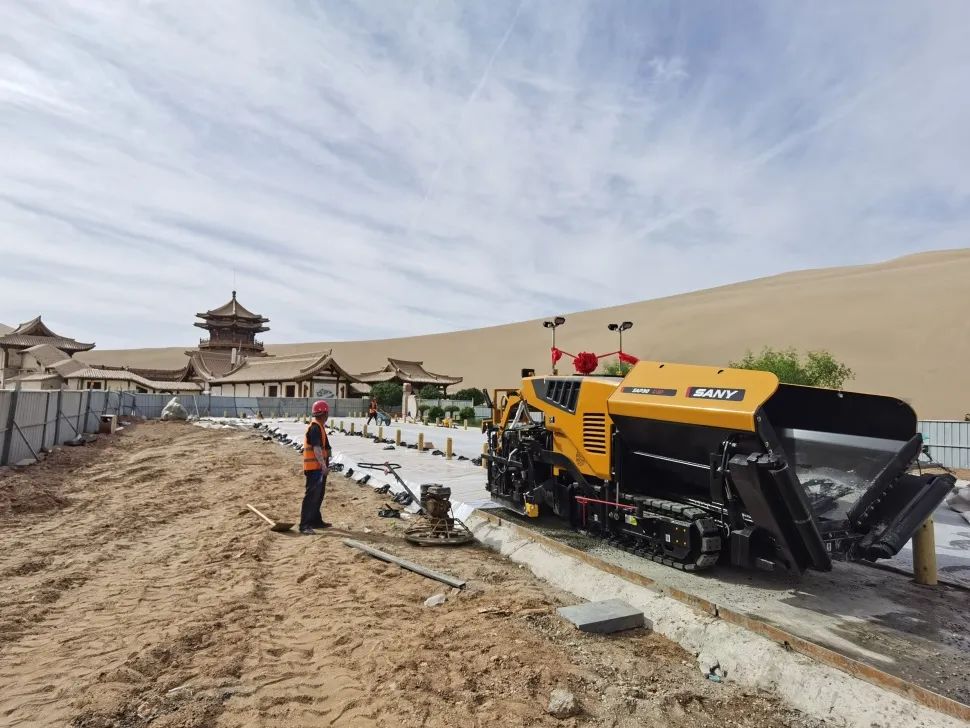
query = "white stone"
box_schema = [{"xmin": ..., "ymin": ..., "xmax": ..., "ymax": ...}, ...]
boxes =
[
  {"xmin": 424, "ymin": 594, "xmax": 447, "ymax": 607},
  {"xmin": 160, "ymin": 398, "xmax": 189, "ymax": 421},
  {"xmin": 547, "ymin": 688, "xmax": 579, "ymax": 718}
]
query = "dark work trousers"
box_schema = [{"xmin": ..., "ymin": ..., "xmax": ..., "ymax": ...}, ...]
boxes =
[
  {"xmin": 366, "ymin": 412, "xmax": 377, "ymax": 425},
  {"xmin": 300, "ymin": 469, "xmax": 327, "ymax": 530}
]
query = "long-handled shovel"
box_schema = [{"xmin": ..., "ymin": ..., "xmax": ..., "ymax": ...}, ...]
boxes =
[{"xmin": 246, "ymin": 503, "xmax": 294, "ymax": 532}]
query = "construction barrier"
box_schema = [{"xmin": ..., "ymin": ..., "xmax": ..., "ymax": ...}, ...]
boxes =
[{"xmin": 0, "ymin": 390, "xmax": 364, "ymax": 466}]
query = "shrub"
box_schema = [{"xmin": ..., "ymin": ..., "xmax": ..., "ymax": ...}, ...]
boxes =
[
  {"xmin": 370, "ymin": 381, "xmax": 403, "ymax": 408},
  {"xmin": 427, "ymin": 405, "xmax": 445, "ymax": 421},
  {"xmin": 603, "ymin": 360, "xmax": 633, "ymax": 377},
  {"xmin": 454, "ymin": 387, "xmax": 485, "ymax": 406},
  {"xmin": 729, "ymin": 347, "xmax": 854, "ymax": 389},
  {"xmin": 459, "ymin": 406, "xmax": 476, "ymax": 422},
  {"xmin": 418, "ymin": 404, "xmax": 430, "ymax": 418},
  {"xmin": 419, "ymin": 385, "xmax": 441, "ymax": 401}
]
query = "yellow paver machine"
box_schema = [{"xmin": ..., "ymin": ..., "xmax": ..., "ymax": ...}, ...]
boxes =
[{"xmin": 483, "ymin": 361, "xmax": 954, "ymax": 575}]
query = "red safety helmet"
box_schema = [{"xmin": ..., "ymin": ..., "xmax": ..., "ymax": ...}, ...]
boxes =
[{"xmin": 311, "ymin": 400, "xmax": 330, "ymax": 417}]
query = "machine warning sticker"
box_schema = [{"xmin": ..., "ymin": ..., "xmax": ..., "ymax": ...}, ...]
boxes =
[
  {"xmin": 687, "ymin": 387, "xmax": 746, "ymax": 401},
  {"xmin": 621, "ymin": 386, "xmax": 677, "ymax": 396}
]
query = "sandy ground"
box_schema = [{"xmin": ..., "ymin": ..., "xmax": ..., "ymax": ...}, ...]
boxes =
[
  {"xmin": 0, "ymin": 422, "xmax": 817, "ymax": 728},
  {"xmin": 80, "ymin": 248, "xmax": 970, "ymax": 418}
]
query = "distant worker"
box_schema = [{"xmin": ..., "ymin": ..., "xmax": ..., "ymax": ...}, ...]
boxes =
[
  {"xmin": 366, "ymin": 397, "xmax": 379, "ymax": 426},
  {"xmin": 300, "ymin": 400, "xmax": 332, "ymax": 534}
]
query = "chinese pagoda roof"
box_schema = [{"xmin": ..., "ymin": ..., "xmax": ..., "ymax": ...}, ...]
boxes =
[
  {"xmin": 196, "ymin": 291, "xmax": 269, "ymax": 322},
  {"xmin": 355, "ymin": 358, "xmax": 462, "ymax": 386},
  {"xmin": 0, "ymin": 316, "xmax": 95, "ymax": 353},
  {"xmin": 210, "ymin": 349, "xmax": 361, "ymax": 385}
]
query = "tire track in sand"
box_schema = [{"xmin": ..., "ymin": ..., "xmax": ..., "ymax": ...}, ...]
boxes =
[{"xmin": 215, "ymin": 531, "xmax": 380, "ymax": 727}]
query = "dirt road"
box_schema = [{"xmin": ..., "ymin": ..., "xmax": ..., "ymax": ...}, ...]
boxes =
[{"xmin": 0, "ymin": 422, "xmax": 809, "ymax": 727}]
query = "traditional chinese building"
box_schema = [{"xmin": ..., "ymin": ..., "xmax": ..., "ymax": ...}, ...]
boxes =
[
  {"xmin": 354, "ymin": 358, "xmax": 462, "ymax": 394},
  {"xmin": 2, "ymin": 297, "xmax": 463, "ymax": 399},
  {"xmin": 0, "ymin": 317, "xmax": 199, "ymax": 393},
  {"xmin": 191, "ymin": 292, "xmax": 364, "ymax": 397},
  {"xmin": 207, "ymin": 350, "xmax": 363, "ymax": 399},
  {"xmin": 0, "ymin": 317, "xmax": 95, "ymax": 389},
  {"xmin": 195, "ymin": 290, "xmax": 270, "ymax": 356}
]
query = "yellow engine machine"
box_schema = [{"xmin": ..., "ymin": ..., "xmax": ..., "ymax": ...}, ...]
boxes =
[{"xmin": 483, "ymin": 360, "xmax": 954, "ymax": 575}]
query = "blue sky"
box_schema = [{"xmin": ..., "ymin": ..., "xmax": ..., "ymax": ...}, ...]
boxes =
[{"xmin": 1, "ymin": 1, "xmax": 968, "ymax": 348}]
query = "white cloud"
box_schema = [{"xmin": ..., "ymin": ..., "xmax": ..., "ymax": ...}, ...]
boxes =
[{"xmin": 0, "ymin": 1, "xmax": 968, "ymax": 348}]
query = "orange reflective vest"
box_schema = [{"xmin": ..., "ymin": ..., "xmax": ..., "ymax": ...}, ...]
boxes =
[{"xmin": 303, "ymin": 420, "xmax": 330, "ymax": 472}]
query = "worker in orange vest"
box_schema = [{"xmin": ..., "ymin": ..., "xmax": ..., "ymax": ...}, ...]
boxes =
[
  {"xmin": 300, "ymin": 400, "xmax": 332, "ymax": 534},
  {"xmin": 366, "ymin": 397, "xmax": 379, "ymax": 425}
]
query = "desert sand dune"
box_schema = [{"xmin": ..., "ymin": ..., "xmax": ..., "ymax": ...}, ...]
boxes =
[{"xmin": 80, "ymin": 249, "xmax": 970, "ymax": 418}]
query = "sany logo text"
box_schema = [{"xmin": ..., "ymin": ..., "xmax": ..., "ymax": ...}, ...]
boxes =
[{"xmin": 687, "ymin": 387, "xmax": 745, "ymax": 401}]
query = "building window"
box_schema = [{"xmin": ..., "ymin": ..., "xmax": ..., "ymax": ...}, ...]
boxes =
[
  {"xmin": 302, "ymin": 384, "xmax": 309, "ymax": 397},
  {"xmin": 268, "ymin": 385, "xmax": 278, "ymax": 397},
  {"xmin": 285, "ymin": 384, "xmax": 296, "ymax": 398},
  {"xmin": 86, "ymin": 381, "xmax": 102, "ymax": 390}
]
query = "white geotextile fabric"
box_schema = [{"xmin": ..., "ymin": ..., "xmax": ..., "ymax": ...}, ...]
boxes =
[{"xmin": 946, "ymin": 482, "xmax": 970, "ymax": 526}]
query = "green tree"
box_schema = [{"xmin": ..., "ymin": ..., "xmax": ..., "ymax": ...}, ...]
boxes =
[
  {"xmin": 370, "ymin": 381, "xmax": 403, "ymax": 408},
  {"xmin": 729, "ymin": 347, "xmax": 854, "ymax": 389},
  {"xmin": 459, "ymin": 406, "xmax": 476, "ymax": 422},
  {"xmin": 427, "ymin": 405, "xmax": 445, "ymax": 421},
  {"xmin": 419, "ymin": 384, "xmax": 441, "ymax": 401},
  {"xmin": 418, "ymin": 404, "xmax": 430, "ymax": 419},
  {"xmin": 454, "ymin": 387, "xmax": 485, "ymax": 406}
]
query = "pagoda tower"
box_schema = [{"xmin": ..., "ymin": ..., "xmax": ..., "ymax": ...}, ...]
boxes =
[{"xmin": 194, "ymin": 291, "xmax": 270, "ymax": 357}]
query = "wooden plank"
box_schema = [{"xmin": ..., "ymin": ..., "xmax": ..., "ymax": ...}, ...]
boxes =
[
  {"xmin": 342, "ymin": 539, "xmax": 466, "ymax": 589},
  {"xmin": 472, "ymin": 509, "xmax": 970, "ymax": 723}
]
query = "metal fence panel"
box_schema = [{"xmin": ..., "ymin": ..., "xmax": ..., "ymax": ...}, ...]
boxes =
[
  {"xmin": 0, "ymin": 391, "xmax": 12, "ymax": 465},
  {"xmin": 59, "ymin": 392, "xmax": 84, "ymax": 444},
  {"xmin": 918, "ymin": 420, "xmax": 970, "ymax": 469},
  {"xmin": 87, "ymin": 391, "xmax": 111, "ymax": 417},
  {"xmin": 43, "ymin": 392, "xmax": 59, "ymax": 452},
  {"xmin": 6, "ymin": 390, "xmax": 48, "ymax": 465},
  {"xmin": 81, "ymin": 392, "xmax": 99, "ymax": 434}
]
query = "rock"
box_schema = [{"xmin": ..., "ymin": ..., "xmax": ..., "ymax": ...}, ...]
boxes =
[
  {"xmin": 424, "ymin": 594, "xmax": 447, "ymax": 607},
  {"xmin": 15, "ymin": 458, "xmax": 37, "ymax": 467},
  {"xmin": 160, "ymin": 398, "xmax": 189, "ymax": 421},
  {"xmin": 547, "ymin": 688, "xmax": 579, "ymax": 718}
]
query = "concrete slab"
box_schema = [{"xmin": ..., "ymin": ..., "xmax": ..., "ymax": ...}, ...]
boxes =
[{"xmin": 557, "ymin": 598, "xmax": 647, "ymax": 634}]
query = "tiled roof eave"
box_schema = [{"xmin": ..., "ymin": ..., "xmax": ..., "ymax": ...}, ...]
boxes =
[{"xmin": 0, "ymin": 335, "xmax": 95, "ymax": 351}]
